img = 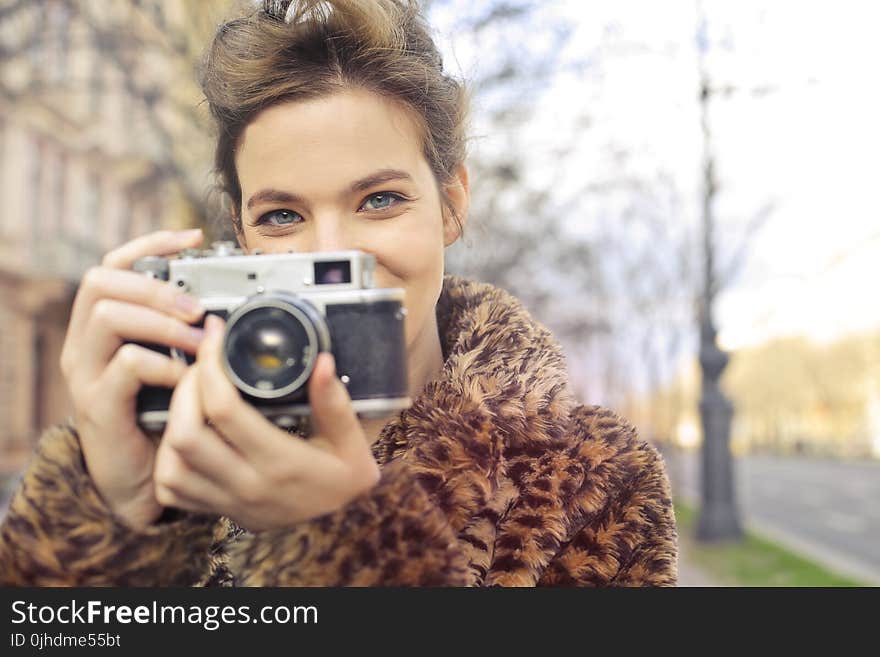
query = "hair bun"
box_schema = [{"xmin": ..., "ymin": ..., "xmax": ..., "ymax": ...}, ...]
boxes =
[{"xmin": 262, "ymin": 0, "xmax": 292, "ymax": 21}]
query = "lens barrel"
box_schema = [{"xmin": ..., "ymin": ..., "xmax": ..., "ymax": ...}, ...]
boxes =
[{"xmin": 222, "ymin": 292, "xmax": 330, "ymax": 399}]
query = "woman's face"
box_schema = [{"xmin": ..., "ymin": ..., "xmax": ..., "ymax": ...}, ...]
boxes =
[{"xmin": 234, "ymin": 88, "xmax": 468, "ymax": 353}]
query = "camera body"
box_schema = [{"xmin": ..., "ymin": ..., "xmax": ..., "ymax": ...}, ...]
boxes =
[{"xmin": 133, "ymin": 242, "xmax": 410, "ymax": 433}]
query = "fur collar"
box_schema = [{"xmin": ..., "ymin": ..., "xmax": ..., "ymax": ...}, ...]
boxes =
[{"xmin": 370, "ymin": 274, "xmax": 577, "ymax": 533}]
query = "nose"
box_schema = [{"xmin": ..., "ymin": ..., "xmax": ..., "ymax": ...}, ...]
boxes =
[{"xmin": 306, "ymin": 213, "xmax": 348, "ymax": 253}]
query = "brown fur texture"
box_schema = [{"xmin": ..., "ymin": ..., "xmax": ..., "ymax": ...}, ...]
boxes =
[{"xmin": 0, "ymin": 276, "xmax": 677, "ymax": 586}]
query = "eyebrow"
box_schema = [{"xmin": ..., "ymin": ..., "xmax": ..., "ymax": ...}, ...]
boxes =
[{"xmin": 246, "ymin": 168, "xmax": 414, "ymax": 211}]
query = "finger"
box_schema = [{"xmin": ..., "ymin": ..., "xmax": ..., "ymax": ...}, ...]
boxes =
[
  {"xmin": 307, "ymin": 352, "xmax": 367, "ymax": 457},
  {"xmin": 154, "ymin": 440, "xmax": 232, "ymax": 513},
  {"xmin": 95, "ymin": 343, "xmax": 188, "ymax": 403},
  {"xmin": 195, "ymin": 314, "xmax": 313, "ymax": 461},
  {"xmin": 76, "ymin": 300, "xmax": 204, "ymax": 381},
  {"xmin": 163, "ymin": 366, "xmax": 251, "ymax": 488},
  {"xmin": 163, "ymin": 366, "xmax": 211, "ymax": 446},
  {"xmin": 66, "ymin": 267, "xmax": 204, "ymax": 349},
  {"xmin": 154, "ymin": 489, "xmax": 212, "ymax": 515},
  {"xmin": 102, "ymin": 228, "xmax": 203, "ymax": 270}
]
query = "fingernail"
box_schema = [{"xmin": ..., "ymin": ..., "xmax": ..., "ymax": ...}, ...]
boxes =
[
  {"xmin": 205, "ymin": 313, "xmax": 224, "ymax": 337},
  {"xmin": 175, "ymin": 294, "xmax": 204, "ymax": 315}
]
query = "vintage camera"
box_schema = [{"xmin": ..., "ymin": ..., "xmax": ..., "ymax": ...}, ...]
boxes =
[{"xmin": 132, "ymin": 242, "xmax": 410, "ymax": 434}]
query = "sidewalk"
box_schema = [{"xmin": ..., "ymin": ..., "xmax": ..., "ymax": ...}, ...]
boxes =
[
  {"xmin": 660, "ymin": 446, "xmax": 727, "ymax": 587},
  {"xmin": 676, "ymin": 530, "xmax": 726, "ymax": 587}
]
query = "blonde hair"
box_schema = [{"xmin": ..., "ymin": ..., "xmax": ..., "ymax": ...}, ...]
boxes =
[{"xmin": 200, "ymin": 0, "xmax": 470, "ymax": 234}]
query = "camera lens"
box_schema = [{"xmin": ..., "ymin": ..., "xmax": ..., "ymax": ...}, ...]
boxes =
[{"xmin": 223, "ymin": 293, "xmax": 330, "ymax": 399}]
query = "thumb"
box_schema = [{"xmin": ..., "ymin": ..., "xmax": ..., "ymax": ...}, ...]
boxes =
[{"xmin": 308, "ymin": 352, "xmax": 364, "ymax": 453}]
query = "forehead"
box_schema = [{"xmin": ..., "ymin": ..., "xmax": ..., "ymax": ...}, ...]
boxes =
[{"xmin": 235, "ymin": 89, "xmax": 428, "ymax": 189}]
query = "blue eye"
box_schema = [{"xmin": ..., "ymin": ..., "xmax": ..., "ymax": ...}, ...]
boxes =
[
  {"xmin": 361, "ymin": 192, "xmax": 405, "ymax": 211},
  {"xmin": 258, "ymin": 210, "xmax": 302, "ymax": 226}
]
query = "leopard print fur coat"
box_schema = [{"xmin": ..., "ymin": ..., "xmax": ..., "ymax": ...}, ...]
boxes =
[{"xmin": 0, "ymin": 276, "xmax": 678, "ymax": 586}]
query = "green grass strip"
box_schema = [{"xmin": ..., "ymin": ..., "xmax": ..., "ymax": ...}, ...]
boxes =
[{"xmin": 674, "ymin": 499, "xmax": 867, "ymax": 587}]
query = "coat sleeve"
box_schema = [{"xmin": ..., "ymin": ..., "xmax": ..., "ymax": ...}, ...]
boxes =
[
  {"xmin": 537, "ymin": 416, "xmax": 679, "ymax": 587},
  {"xmin": 0, "ymin": 423, "xmax": 218, "ymax": 587},
  {"xmin": 228, "ymin": 457, "xmax": 473, "ymax": 586}
]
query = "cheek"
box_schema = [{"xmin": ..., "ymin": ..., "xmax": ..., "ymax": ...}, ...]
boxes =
[
  {"xmin": 375, "ymin": 229, "xmax": 440, "ymax": 280},
  {"xmin": 370, "ymin": 224, "xmax": 445, "ymax": 346}
]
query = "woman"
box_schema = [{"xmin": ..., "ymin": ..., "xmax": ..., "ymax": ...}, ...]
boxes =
[{"xmin": 0, "ymin": 0, "xmax": 677, "ymax": 586}]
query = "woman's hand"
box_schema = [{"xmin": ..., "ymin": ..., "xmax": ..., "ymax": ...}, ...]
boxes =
[
  {"xmin": 59, "ymin": 229, "xmax": 207, "ymax": 530},
  {"xmin": 153, "ymin": 315, "xmax": 381, "ymax": 531}
]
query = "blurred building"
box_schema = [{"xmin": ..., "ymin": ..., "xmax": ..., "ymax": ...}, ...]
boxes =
[{"xmin": 0, "ymin": 0, "xmax": 213, "ymax": 470}]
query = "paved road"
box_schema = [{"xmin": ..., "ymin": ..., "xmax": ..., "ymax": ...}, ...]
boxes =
[{"xmin": 664, "ymin": 449, "xmax": 880, "ymax": 585}]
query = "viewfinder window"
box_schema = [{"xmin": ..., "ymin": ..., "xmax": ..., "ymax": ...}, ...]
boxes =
[{"xmin": 314, "ymin": 260, "xmax": 351, "ymax": 285}]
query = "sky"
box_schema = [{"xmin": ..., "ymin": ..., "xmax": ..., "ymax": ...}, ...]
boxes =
[
  {"xmin": 433, "ymin": 0, "xmax": 880, "ymax": 353},
  {"xmin": 700, "ymin": 1, "xmax": 880, "ymax": 348}
]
